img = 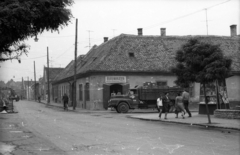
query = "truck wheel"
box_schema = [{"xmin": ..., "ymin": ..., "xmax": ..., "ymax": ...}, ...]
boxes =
[
  {"xmin": 115, "ymin": 107, "xmax": 120, "ymax": 113},
  {"xmin": 117, "ymin": 102, "xmax": 129, "ymax": 113}
]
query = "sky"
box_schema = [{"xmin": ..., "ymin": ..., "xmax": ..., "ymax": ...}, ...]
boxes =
[{"xmin": 0, "ymin": 0, "xmax": 239, "ymax": 83}]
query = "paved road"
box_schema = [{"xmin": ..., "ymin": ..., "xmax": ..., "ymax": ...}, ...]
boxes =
[{"xmin": 1, "ymin": 100, "xmax": 239, "ymax": 155}]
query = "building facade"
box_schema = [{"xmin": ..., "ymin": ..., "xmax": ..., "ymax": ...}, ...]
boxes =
[{"xmin": 52, "ymin": 26, "xmax": 240, "ymax": 110}]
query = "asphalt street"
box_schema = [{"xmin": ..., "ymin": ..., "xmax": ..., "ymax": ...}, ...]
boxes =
[{"xmin": 0, "ymin": 100, "xmax": 239, "ymax": 155}]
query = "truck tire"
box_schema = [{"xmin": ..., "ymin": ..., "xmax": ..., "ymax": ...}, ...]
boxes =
[
  {"xmin": 117, "ymin": 102, "xmax": 129, "ymax": 113},
  {"xmin": 115, "ymin": 107, "xmax": 120, "ymax": 113}
]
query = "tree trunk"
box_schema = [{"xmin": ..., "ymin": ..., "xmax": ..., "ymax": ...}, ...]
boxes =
[
  {"xmin": 203, "ymin": 83, "xmax": 211, "ymax": 124},
  {"xmin": 215, "ymin": 80, "xmax": 220, "ymax": 109}
]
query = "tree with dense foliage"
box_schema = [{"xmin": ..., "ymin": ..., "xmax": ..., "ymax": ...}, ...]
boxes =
[
  {"xmin": 171, "ymin": 38, "xmax": 232, "ymax": 124},
  {"xmin": 0, "ymin": 0, "xmax": 73, "ymax": 62}
]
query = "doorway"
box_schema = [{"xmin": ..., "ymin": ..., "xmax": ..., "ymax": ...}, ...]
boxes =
[{"xmin": 110, "ymin": 84, "xmax": 123, "ymax": 95}]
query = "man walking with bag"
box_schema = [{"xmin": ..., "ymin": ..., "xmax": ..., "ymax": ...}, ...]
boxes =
[{"xmin": 182, "ymin": 89, "xmax": 192, "ymax": 117}]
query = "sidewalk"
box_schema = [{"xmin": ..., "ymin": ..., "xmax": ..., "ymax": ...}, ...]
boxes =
[
  {"xmin": 39, "ymin": 100, "xmax": 240, "ymax": 131},
  {"xmin": 129, "ymin": 112, "xmax": 240, "ymax": 131}
]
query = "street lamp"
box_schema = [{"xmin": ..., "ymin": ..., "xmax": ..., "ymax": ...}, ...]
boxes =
[{"xmin": 34, "ymin": 35, "xmax": 39, "ymax": 42}]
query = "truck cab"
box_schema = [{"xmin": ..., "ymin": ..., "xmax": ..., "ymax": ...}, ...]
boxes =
[{"xmin": 108, "ymin": 89, "xmax": 139, "ymax": 113}]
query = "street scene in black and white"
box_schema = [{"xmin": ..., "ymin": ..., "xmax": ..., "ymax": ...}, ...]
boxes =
[{"xmin": 0, "ymin": 0, "xmax": 240, "ymax": 155}]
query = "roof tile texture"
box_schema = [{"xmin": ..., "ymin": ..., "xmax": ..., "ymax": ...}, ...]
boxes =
[{"xmin": 55, "ymin": 34, "xmax": 240, "ymax": 82}]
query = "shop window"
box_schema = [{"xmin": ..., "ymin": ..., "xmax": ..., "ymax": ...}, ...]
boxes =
[
  {"xmin": 85, "ymin": 83, "xmax": 90, "ymax": 101},
  {"xmin": 79, "ymin": 84, "xmax": 83, "ymax": 101}
]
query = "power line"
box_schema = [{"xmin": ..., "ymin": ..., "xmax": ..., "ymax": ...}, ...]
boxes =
[
  {"xmin": 124, "ymin": 0, "xmax": 232, "ymax": 33},
  {"xmin": 21, "ymin": 55, "xmax": 47, "ymax": 60},
  {"xmin": 40, "ymin": 35, "xmax": 75, "ymax": 38},
  {"xmin": 53, "ymin": 45, "xmax": 74, "ymax": 60}
]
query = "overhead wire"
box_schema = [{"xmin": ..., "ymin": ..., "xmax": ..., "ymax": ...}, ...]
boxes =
[{"xmin": 21, "ymin": 55, "xmax": 47, "ymax": 60}]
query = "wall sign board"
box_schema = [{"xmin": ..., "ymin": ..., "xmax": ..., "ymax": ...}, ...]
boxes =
[{"xmin": 105, "ymin": 76, "xmax": 126, "ymax": 83}]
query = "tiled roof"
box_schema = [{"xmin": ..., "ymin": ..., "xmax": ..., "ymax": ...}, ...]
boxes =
[
  {"xmin": 54, "ymin": 34, "xmax": 240, "ymax": 83},
  {"xmin": 54, "ymin": 55, "xmax": 85, "ymax": 81},
  {"xmin": 79, "ymin": 34, "xmax": 240, "ymax": 73},
  {"xmin": 44, "ymin": 67, "xmax": 64, "ymax": 81}
]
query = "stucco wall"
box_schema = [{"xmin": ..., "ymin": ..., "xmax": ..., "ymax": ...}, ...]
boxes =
[
  {"xmin": 61, "ymin": 74, "xmax": 240, "ymax": 110},
  {"xmin": 76, "ymin": 74, "xmax": 178, "ymax": 110}
]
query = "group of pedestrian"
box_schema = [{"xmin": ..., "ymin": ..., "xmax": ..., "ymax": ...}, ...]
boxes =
[{"xmin": 157, "ymin": 89, "xmax": 192, "ymax": 119}]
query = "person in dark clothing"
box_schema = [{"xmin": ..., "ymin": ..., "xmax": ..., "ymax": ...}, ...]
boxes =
[
  {"xmin": 162, "ymin": 92, "xmax": 171, "ymax": 119},
  {"xmin": 62, "ymin": 93, "xmax": 69, "ymax": 110},
  {"xmin": 182, "ymin": 90, "xmax": 192, "ymax": 117},
  {"xmin": 38, "ymin": 95, "xmax": 41, "ymax": 103}
]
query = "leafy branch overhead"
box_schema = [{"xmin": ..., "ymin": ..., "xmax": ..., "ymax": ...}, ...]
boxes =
[
  {"xmin": 0, "ymin": 0, "xmax": 73, "ymax": 62},
  {"xmin": 171, "ymin": 38, "xmax": 232, "ymax": 87}
]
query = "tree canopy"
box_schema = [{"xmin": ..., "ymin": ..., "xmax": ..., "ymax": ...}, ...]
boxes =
[
  {"xmin": 0, "ymin": 0, "xmax": 73, "ymax": 62},
  {"xmin": 171, "ymin": 38, "xmax": 232, "ymax": 124},
  {"xmin": 171, "ymin": 38, "xmax": 232, "ymax": 87}
]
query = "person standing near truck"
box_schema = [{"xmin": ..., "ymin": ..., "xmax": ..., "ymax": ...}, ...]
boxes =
[{"xmin": 162, "ymin": 92, "xmax": 170, "ymax": 119}]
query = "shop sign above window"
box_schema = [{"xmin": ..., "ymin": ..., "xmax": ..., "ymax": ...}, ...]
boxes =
[{"xmin": 105, "ymin": 76, "xmax": 126, "ymax": 83}]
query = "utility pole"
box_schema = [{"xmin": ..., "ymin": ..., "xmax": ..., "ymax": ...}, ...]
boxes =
[
  {"xmin": 27, "ymin": 77, "xmax": 29, "ymax": 100},
  {"xmin": 87, "ymin": 30, "xmax": 93, "ymax": 51},
  {"xmin": 47, "ymin": 47, "xmax": 50, "ymax": 104},
  {"xmin": 73, "ymin": 18, "xmax": 78, "ymax": 110},
  {"xmin": 34, "ymin": 61, "xmax": 36, "ymax": 101},
  {"xmin": 21, "ymin": 77, "xmax": 24, "ymax": 100}
]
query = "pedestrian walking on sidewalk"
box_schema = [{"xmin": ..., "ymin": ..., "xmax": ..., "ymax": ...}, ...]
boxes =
[
  {"xmin": 175, "ymin": 93, "xmax": 186, "ymax": 119},
  {"xmin": 182, "ymin": 89, "xmax": 192, "ymax": 117},
  {"xmin": 157, "ymin": 95, "xmax": 163, "ymax": 118},
  {"xmin": 162, "ymin": 92, "xmax": 170, "ymax": 119},
  {"xmin": 62, "ymin": 93, "xmax": 69, "ymax": 111}
]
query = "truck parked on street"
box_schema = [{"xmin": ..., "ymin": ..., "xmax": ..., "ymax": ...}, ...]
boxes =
[{"xmin": 108, "ymin": 83, "xmax": 183, "ymax": 113}]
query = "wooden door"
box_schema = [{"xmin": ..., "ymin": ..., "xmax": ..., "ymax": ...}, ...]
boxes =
[{"xmin": 102, "ymin": 84, "xmax": 111, "ymax": 109}]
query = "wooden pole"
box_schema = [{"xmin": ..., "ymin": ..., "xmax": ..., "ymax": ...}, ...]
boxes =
[
  {"xmin": 27, "ymin": 77, "xmax": 29, "ymax": 100},
  {"xmin": 73, "ymin": 18, "xmax": 78, "ymax": 110},
  {"xmin": 34, "ymin": 61, "xmax": 36, "ymax": 101},
  {"xmin": 47, "ymin": 47, "xmax": 50, "ymax": 104},
  {"xmin": 216, "ymin": 80, "xmax": 220, "ymax": 109}
]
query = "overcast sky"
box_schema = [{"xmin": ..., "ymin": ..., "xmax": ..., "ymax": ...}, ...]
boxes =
[{"xmin": 0, "ymin": 0, "xmax": 239, "ymax": 83}]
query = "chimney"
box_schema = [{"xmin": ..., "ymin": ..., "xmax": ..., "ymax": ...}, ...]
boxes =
[
  {"xmin": 230, "ymin": 25, "xmax": 237, "ymax": 37},
  {"xmin": 161, "ymin": 28, "xmax": 166, "ymax": 36},
  {"xmin": 137, "ymin": 28, "xmax": 142, "ymax": 36},
  {"xmin": 104, "ymin": 37, "xmax": 108, "ymax": 42}
]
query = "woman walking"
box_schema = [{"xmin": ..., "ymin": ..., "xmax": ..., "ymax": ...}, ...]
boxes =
[{"xmin": 175, "ymin": 93, "xmax": 186, "ymax": 119}]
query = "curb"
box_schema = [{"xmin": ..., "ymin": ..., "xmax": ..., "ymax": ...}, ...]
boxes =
[{"xmin": 128, "ymin": 116, "xmax": 240, "ymax": 131}]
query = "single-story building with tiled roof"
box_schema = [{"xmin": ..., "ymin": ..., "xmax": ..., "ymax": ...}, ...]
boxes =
[{"xmin": 52, "ymin": 25, "xmax": 240, "ymax": 110}]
